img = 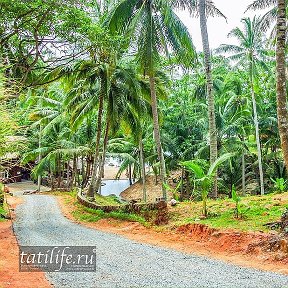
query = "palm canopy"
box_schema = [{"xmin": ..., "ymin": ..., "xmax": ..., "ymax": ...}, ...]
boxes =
[
  {"xmin": 106, "ymin": 0, "xmax": 197, "ymax": 73},
  {"xmin": 216, "ymin": 17, "xmax": 269, "ymax": 75},
  {"xmin": 172, "ymin": 0, "xmax": 226, "ymax": 19},
  {"xmin": 246, "ymin": 0, "xmax": 283, "ymax": 33},
  {"xmin": 246, "ymin": 0, "xmax": 277, "ymax": 11},
  {"xmin": 63, "ymin": 59, "xmax": 159, "ymax": 131}
]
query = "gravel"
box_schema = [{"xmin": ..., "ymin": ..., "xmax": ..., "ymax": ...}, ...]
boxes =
[{"xmin": 13, "ymin": 195, "xmax": 288, "ymax": 288}]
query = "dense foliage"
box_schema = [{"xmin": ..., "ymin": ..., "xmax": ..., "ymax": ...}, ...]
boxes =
[{"xmin": 1, "ymin": 0, "xmax": 288, "ymax": 207}]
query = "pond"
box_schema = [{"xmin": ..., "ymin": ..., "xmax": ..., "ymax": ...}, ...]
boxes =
[{"xmin": 100, "ymin": 179, "xmax": 131, "ymax": 197}]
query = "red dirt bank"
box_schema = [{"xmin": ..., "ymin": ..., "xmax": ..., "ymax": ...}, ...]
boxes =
[{"xmin": 0, "ymin": 196, "xmax": 51, "ymax": 288}]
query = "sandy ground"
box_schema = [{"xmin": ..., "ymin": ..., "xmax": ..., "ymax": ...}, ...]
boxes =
[
  {"xmin": 0, "ymin": 195, "xmax": 51, "ymax": 288},
  {"xmin": 58, "ymin": 195, "xmax": 288, "ymax": 276},
  {"xmin": 120, "ymin": 176, "xmax": 173, "ymax": 202},
  {"xmin": 103, "ymin": 165, "xmax": 127, "ymax": 180},
  {"xmin": 6, "ymin": 181, "xmax": 50, "ymax": 196}
]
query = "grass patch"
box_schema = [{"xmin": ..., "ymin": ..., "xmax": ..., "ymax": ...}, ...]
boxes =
[
  {"xmin": 93, "ymin": 193, "xmax": 122, "ymax": 206},
  {"xmin": 58, "ymin": 191, "xmax": 148, "ymax": 226},
  {"xmin": 49, "ymin": 190, "xmax": 121, "ymax": 206},
  {"xmin": 71, "ymin": 204, "xmax": 148, "ymax": 226},
  {"xmin": 169, "ymin": 192, "xmax": 288, "ymax": 232},
  {"xmin": 0, "ymin": 203, "xmax": 8, "ymax": 222}
]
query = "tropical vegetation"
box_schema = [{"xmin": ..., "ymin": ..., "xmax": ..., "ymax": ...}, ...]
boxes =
[{"xmin": 1, "ymin": 0, "xmax": 288, "ymax": 221}]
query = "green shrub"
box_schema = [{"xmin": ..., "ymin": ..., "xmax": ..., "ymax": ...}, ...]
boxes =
[{"xmin": 271, "ymin": 178, "xmax": 286, "ymax": 192}]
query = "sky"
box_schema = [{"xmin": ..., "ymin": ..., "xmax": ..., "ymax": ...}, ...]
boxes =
[{"xmin": 177, "ymin": 0, "xmax": 269, "ymax": 51}]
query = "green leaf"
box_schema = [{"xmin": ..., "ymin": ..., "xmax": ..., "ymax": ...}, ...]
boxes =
[
  {"xmin": 207, "ymin": 153, "xmax": 235, "ymax": 176},
  {"xmin": 180, "ymin": 161, "xmax": 205, "ymax": 178}
]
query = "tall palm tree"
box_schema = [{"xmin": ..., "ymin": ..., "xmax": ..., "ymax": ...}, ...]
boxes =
[
  {"xmin": 216, "ymin": 17, "xmax": 267, "ymax": 195},
  {"xmin": 107, "ymin": 0, "xmax": 196, "ymax": 200},
  {"xmin": 246, "ymin": 1, "xmax": 288, "ymax": 179},
  {"xmin": 65, "ymin": 59, "xmax": 152, "ymax": 198},
  {"xmin": 199, "ymin": 0, "xmax": 217, "ymax": 198},
  {"xmin": 276, "ymin": 0, "xmax": 288, "ymax": 174},
  {"xmin": 171, "ymin": 0, "xmax": 226, "ymax": 198},
  {"xmin": 23, "ymin": 86, "xmax": 91, "ymax": 189}
]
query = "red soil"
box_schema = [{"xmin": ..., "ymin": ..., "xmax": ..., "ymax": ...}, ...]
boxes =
[{"xmin": 0, "ymin": 195, "xmax": 51, "ymax": 288}]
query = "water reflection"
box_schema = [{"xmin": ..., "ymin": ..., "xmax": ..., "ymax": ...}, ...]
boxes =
[{"xmin": 100, "ymin": 179, "xmax": 131, "ymax": 197}]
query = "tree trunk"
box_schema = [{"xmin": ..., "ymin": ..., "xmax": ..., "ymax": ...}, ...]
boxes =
[
  {"xmin": 66, "ymin": 161, "xmax": 70, "ymax": 189},
  {"xmin": 95, "ymin": 117, "xmax": 110, "ymax": 194},
  {"xmin": 128, "ymin": 164, "xmax": 132, "ymax": 186},
  {"xmin": 76, "ymin": 157, "xmax": 80, "ymax": 187},
  {"xmin": 139, "ymin": 134, "xmax": 147, "ymax": 202},
  {"xmin": 57, "ymin": 156, "xmax": 61, "ymax": 188},
  {"xmin": 87, "ymin": 91, "xmax": 105, "ymax": 199},
  {"xmin": 276, "ymin": 0, "xmax": 288, "ymax": 173},
  {"xmin": 83, "ymin": 157, "xmax": 91, "ymax": 188},
  {"xmin": 37, "ymin": 124, "xmax": 42, "ymax": 192},
  {"xmin": 149, "ymin": 75, "xmax": 167, "ymax": 200},
  {"xmin": 199, "ymin": 0, "xmax": 218, "ymax": 198},
  {"xmin": 242, "ymin": 152, "xmax": 246, "ymax": 196},
  {"xmin": 81, "ymin": 156, "xmax": 85, "ymax": 189},
  {"xmin": 250, "ymin": 64, "xmax": 265, "ymax": 195},
  {"xmin": 71, "ymin": 155, "xmax": 77, "ymax": 189}
]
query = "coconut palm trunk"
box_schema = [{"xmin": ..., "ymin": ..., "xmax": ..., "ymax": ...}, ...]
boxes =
[
  {"xmin": 71, "ymin": 155, "xmax": 77, "ymax": 189},
  {"xmin": 199, "ymin": 0, "xmax": 218, "ymax": 198},
  {"xmin": 242, "ymin": 152, "xmax": 246, "ymax": 195},
  {"xmin": 37, "ymin": 124, "xmax": 42, "ymax": 192},
  {"xmin": 149, "ymin": 75, "xmax": 167, "ymax": 200},
  {"xmin": 249, "ymin": 60, "xmax": 265, "ymax": 195},
  {"xmin": 276, "ymin": 0, "xmax": 288, "ymax": 172},
  {"xmin": 95, "ymin": 116, "xmax": 110, "ymax": 194},
  {"xmin": 87, "ymin": 91, "xmax": 105, "ymax": 199},
  {"xmin": 139, "ymin": 133, "xmax": 147, "ymax": 202}
]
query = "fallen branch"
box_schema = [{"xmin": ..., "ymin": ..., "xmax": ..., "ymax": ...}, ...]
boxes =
[{"xmin": 263, "ymin": 221, "xmax": 281, "ymax": 229}]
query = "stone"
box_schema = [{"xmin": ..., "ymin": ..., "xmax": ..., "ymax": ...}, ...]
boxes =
[
  {"xmin": 169, "ymin": 199, "xmax": 177, "ymax": 206},
  {"xmin": 279, "ymin": 239, "xmax": 288, "ymax": 253}
]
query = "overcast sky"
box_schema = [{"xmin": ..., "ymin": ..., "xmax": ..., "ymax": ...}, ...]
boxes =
[{"xmin": 177, "ymin": 0, "xmax": 269, "ymax": 51}]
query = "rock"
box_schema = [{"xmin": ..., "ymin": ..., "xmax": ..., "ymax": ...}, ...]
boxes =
[
  {"xmin": 23, "ymin": 190, "xmax": 37, "ymax": 195},
  {"xmin": 211, "ymin": 231, "xmax": 223, "ymax": 238},
  {"xmin": 280, "ymin": 239, "xmax": 288, "ymax": 253},
  {"xmin": 169, "ymin": 199, "xmax": 177, "ymax": 206},
  {"xmin": 280, "ymin": 208, "xmax": 288, "ymax": 235},
  {"xmin": 0, "ymin": 213, "xmax": 11, "ymax": 220}
]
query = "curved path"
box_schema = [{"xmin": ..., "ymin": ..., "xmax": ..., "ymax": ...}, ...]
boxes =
[{"xmin": 14, "ymin": 195, "xmax": 288, "ymax": 288}]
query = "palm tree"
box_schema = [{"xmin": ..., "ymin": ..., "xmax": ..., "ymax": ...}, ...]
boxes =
[
  {"xmin": 246, "ymin": 0, "xmax": 277, "ymax": 33},
  {"xmin": 23, "ymin": 86, "xmax": 91, "ymax": 189},
  {"xmin": 199, "ymin": 0, "xmax": 218, "ymax": 198},
  {"xmin": 171, "ymin": 0, "xmax": 226, "ymax": 198},
  {"xmin": 65, "ymin": 58, "xmax": 153, "ymax": 198},
  {"xmin": 216, "ymin": 17, "xmax": 268, "ymax": 195},
  {"xmin": 107, "ymin": 0, "xmax": 196, "ymax": 200},
  {"xmin": 275, "ymin": 0, "xmax": 288, "ymax": 175}
]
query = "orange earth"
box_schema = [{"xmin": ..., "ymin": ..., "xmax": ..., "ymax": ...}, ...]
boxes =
[{"xmin": 0, "ymin": 195, "xmax": 51, "ymax": 288}]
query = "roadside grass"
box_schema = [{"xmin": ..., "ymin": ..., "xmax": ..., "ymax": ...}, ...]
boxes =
[
  {"xmin": 168, "ymin": 192, "xmax": 288, "ymax": 232},
  {"xmin": 72, "ymin": 205, "xmax": 147, "ymax": 226},
  {"xmin": 55, "ymin": 189, "xmax": 288, "ymax": 233},
  {"xmin": 48, "ymin": 189, "xmax": 121, "ymax": 206},
  {"xmin": 57, "ymin": 191, "xmax": 148, "ymax": 227},
  {"xmin": 0, "ymin": 206, "xmax": 6, "ymax": 221},
  {"xmin": 0, "ymin": 203, "xmax": 8, "ymax": 222}
]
